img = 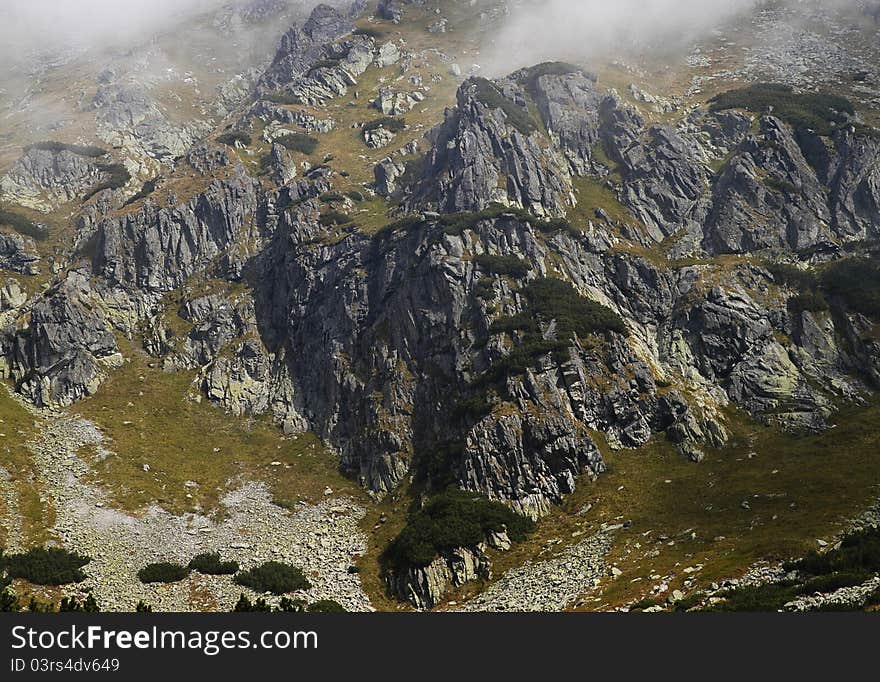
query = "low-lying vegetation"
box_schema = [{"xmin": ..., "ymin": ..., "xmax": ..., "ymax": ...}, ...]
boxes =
[
  {"xmin": 0, "ymin": 208, "xmax": 49, "ymax": 240},
  {"xmin": 471, "ymin": 77, "xmax": 537, "ymax": 136},
  {"xmin": 137, "ymin": 562, "xmax": 190, "ymax": 584},
  {"xmin": 83, "ymin": 164, "xmax": 131, "ymax": 201},
  {"xmin": 26, "ymin": 141, "xmax": 108, "ymax": 158},
  {"xmin": 710, "ymin": 83, "xmax": 854, "ymax": 136},
  {"xmin": 233, "ymin": 561, "xmax": 311, "ymax": 595},
  {"xmin": 382, "ymin": 489, "xmax": 534, "ymax": 570},
  {"xmin": 2, "ymin": 547, "xmax": 90, "ymax": 585},
  {"xmin": 123, "ymin": 178, "xmax": 159, "ymax": 207},
  {"xmin": 264, "ymin": 92, "xmax": 303, "ymax": 106},
  {"xmin": 275, "ymin": 132, "xmax": 319, "ymax": 155},
  {"xmin": 364, "ymin": 117, "xmax": 407, "ymax": 134},
  {"xmin": 706, "ymin": 526, "xmax": 880, "ymax": 611},
  {"xmin": 217, "ymin": 132, "xmax": 252, "ymax": 148},
  {"xmin": 188, "ymin": 552, "xmax": 239, "ymax": 575},
  {"xmin": 474, "ymin": 254, "xmax": 532, "ymax": 278},
  {"xmin": 767, "ymin": 257, "xmax": 880, "ymax": 320}
]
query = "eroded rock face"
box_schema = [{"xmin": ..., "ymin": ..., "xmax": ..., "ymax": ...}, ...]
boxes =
[
  {"xmin": 93, "ymin": 165, "xmax": 261, "ymax": 293},
  {"xmin": 410, "ymin": 77, "xmax": 572, "ymax": 217},
  {"xmin": 0, "ymin": 271, "xmax": 120, "ymax": 407},
  {"xmin": 386, "ymin": 546, "xmax": 490, "ymax": 609},
  {"xmin": 258, "ymin": 4, "xmax": 355, "ymax": 92},
  {"xmin": 0, "ymin": 146, "xmax": 108, "ymax": 212},
  {"xmin": 0, "ymin": 233, "xmax": 40, "ymax": 275}
]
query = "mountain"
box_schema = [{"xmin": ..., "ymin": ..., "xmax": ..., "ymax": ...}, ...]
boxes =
[{"xmin": 1, "ymin": 0, "xmax": 880, "ymax": 613}]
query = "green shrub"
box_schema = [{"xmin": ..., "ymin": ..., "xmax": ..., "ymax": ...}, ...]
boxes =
[
  {"xmin": 522, "ymin": 62, "xmax": 588, "ymax": 96},
  {"xmin": 234, "ymin": 561, "xmax": 311, "ymax": 594},
  {"xmin": 188, "ymin": 552, "xmax": 239, "ymax": 575},
  {"xmin": 217, "ymin": 132, "xmax": 252, "ymax": 148},
  {"xmin": 353, "ymin": 27, "xmax": 385, "ymax": 39},
  {"xmin": 791, "ymin": 526, "xmax": 880, "ymax": 576},
  {"xmin": 275, "ymin": 132, "xmax": 318, "ymax": 155},
  {"xmin": 319, "ymin": 211, "xmax": 353, "ymax": 227},
  {"xmin": 382, "ymin": 489, "xmax": 534, "ymax": 570},
  {"xmin": 474, "ymin": 277, "xmax": 496, "ymax": 301},
  {"xmin": 820, "ymin": 258, "xmax": 880, "ymax": 319},
  {"xmin": 710, "ymin": 83, "xmax": 854, "ymax": 136},
  {"xmin": 308, "ymin": 58, "xmax": 340, "ymax": 73},
  {"xmin": 320, "ymin": 192, "xmax": 346, "ymax": 203},
  {"xmin": 2, "ymin": 547, "xmax": 90, "ymax": 585},
  {"xmin": 494, "ymin": 277, "xmax": 628, "ymax": 339},
  {"xmin": 59, "ymin": 591, "xmax": 99, "ymax": 612},
  {"xmin": 307, "ymin": 599, "xmax": 346, "ymax": 612},
  {"xmin": 0, "ymin": 549, "xmax": 19, "ymax": 612},
  {"xmin": 364, "ymin": 117, "xmax": 407, "ymax": 134},
  {"xmin": 471, "ymin": 77, "xmax": 537, "ymax": 135},
  {"xmin": 135, "ymin": 600, "xmax": 153, "ymax": 612},
  {"xmin": 26, "ymin": 141, "xmax": 107, "ymax": 157},
  {"xmin": 707, "ymin": 581, "xmax": 800, "ymax": 612},
  {"xmin": 83, "ymin": 163, "xmax": 131, "ymax": 201},
  {"xmin": 233, "ymin": 593, "xmax": 273, "ymax": 611},
  {"xmin": 123, "ymin": 178, "xmax": 158, "ymax": 207},
  {"xmin": 796, "ymin": 571, "xmax": 872, "ymax": 595},
  {"xmin": 474, "ymin": 254, "xmax": 532, "ymax": 278},
  {"xmin": 137, "ymin": 562, "xmax": 189, "ymax": 584},
  {"xmin": 264, "ymin": 92, "xmax": 303, "ymax": 106},
  {"xmin": 478, "ymin": 278, "xmax": 626, "ymax": 385},
  {"xmin": 0, "ymin": 208, "xmax": 49, "ymax": 240}
]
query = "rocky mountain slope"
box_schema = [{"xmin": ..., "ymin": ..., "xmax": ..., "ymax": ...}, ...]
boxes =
[{"xmin": 2, "ymin": 0, "xmax": 880, "ymax": 611}]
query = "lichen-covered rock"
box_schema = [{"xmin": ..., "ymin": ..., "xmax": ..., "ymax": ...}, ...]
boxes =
[
  {"xmin": 0, "ymin": 271, "xmax": 121, "ymax": 407},
  {"xmin": 386, "ymin": 546, "xmax": 490, "ymax": 609},
  {"xmin": 0, "ymin": 233, "xmax": 40, "ymax": 275}
]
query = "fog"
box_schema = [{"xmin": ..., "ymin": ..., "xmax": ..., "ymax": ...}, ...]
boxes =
[
  {"xmin": 480, "ymin": 0, "xmax": 763, "ymax": 73},
  {"xmin": 0, "ymin": 0, "xmax": 231, "ymax": 57}
]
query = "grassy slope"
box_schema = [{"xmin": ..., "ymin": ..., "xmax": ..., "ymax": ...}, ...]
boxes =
[
  {"xmin": 0, "ymin": 386, "xmax": 54, "ymax": 547},
  {"xmin": 72, "ymin": 339, "xmax": 367, "ymax": 517}
]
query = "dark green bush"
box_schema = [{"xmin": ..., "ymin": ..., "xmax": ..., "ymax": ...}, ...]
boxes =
[
  {"xmin": 26, "ymin": 141, "xmax": 107, "ymax": 157},
  {"xmin": 137, "ymin": 562, "xmax": 190, "ymax": 584},
  {"xmin": 710, "ymin": 83, "xmax": 854, "ymax": 136},
  {"xmin": 0, "ymin": 549, "xmax": 19, "ymax": 611},
  {"xmin": 364, "ymin": 117, "xmax": 407, "ymax": 134},
  {"xmin": 522, "ymin": 62, "xmax": 586, "ymax": 92},
  {"xmin": 308, "ymin": 58, "xmax": 341, "ymax": 73},
  {"xmin": 83, "ymin": 164, "xmax": 131, "ymax": 201},
  {"xmin": 319, "ymin": 211, "xmax": 353, "ymax": 227},
  {"xmin": 820, "ymin": 257, "xmax": 880, "ymax": 319},
  {"xmin": 307, "ymin": 599, "xmax": 346, "ymax": 612},
  {"xmin": 188, "ymin": 552, "xmax": 239, "ymax": 575},
  {"xmin": 706, "ymin": 581, "xmax": 800, "ymax": 612},
  {"xmin": 494, "ymin": 277, "xmax": 628, "ymax": 339},
  {"xmin": 382, "ymin": 489, "xmax": 534, "ymax": 570},
  {"xmin": 123, "ymin": 178, "xmax": 158, "ymax": 207},
  {"xmin": 59, "ymin": 591, "xmax": 99, "ymax": 612},
  {"xmin": 135, "ymin": 600, "xmax": 153, "ymax": 612},
  {"xmin": 478, "ymin": 278, "xmax": 626, "ymax": 385},
  {"xmin": 474, "ymin": 254, "xmax": 532, "ymax": 278},
  {"xmin": 275, "ymin": 132, "xmax": 319, "ymax": 155},
  {"xmin": 471, "ymin": 77, "xmax": 537, "ymax": 135},
  {"xmin": 233, "ymin": 594, "xmax": 273, "ymax": 611},
  {"xmin": 791, "ymin": 526, "xmax": 880, "ymax": 576},
  {"xmin": 2, "ymin": 547, "xmax": 90, "ymax": 585},
  {"xmin": 264, "ymin": 92, "xmax": 303, "ymax": 106},
  {"xmin": 234, "ymin": 561, "xmax": 311, "ymax": 594},
  {"xmin": 0, "ymin": 208, "xmax": 49, "ymax": 240},
  {"xmin": 796, "ymin": 571, "xmax": 872, "ymax": 595},
  {"xmin": 217, "ymin": 132, "xmax": 252, "ymax": 148},
  {"xmin": 474, "ymin": 277, "xmax": 496, "ymax": 301},
  {"xmin": 353, "ymin": 27, "xmax": 386, "ymax": 39}
]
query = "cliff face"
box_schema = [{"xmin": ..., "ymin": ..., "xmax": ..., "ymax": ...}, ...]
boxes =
[{"xmin": 1, "ymin": 2, "xmax": 879, "ymax": 608}]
